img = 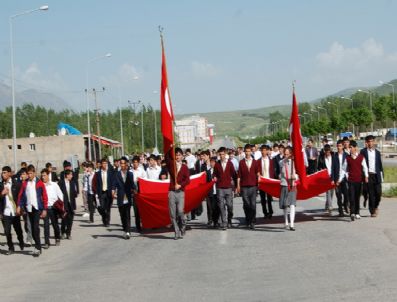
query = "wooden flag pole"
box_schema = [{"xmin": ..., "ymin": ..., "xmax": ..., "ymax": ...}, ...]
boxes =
[{"xmin": 159, "ymin": 26, "xmax": 178, "ymax": 185}]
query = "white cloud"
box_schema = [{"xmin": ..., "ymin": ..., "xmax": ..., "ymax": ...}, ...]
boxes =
[
  {"xmin": 315, "ymin": 38, "xmax": 386, "ymax": 69},
  {"xmin": 100, "ymin": 63, "xmax": 141, "ymax": 87},
  {"xmin": 310, "ymin": 38, "xmax": 397, "ymax": 90},
  {"xmin": 14, "ymin": 62, "xmax": 68, "ymax": 91},
  {"xmin": 191, "ymin": 61, "xmax": 220, "ymax": 78}
]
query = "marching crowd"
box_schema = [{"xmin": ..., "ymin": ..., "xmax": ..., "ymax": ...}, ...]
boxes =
[{"xmin": 0, "ymin": 134, "xmax": 384, "ymax": 255}]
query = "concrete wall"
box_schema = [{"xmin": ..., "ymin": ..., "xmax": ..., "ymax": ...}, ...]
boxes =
[{"xmin": 0, "ymin": 135, "xmax": 85, "ymax": 172}]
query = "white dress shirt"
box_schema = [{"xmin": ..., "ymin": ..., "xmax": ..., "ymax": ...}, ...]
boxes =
[
  {"xmin": 26, "ymin": 179, "xmax": 38, "ymax": 212},
  {"xmin": 325, "ymin": 155, "xmax": 332, "ymax": 177},
  {"xmin": 146, "ymin": 165, "xmax": 161, "ymax": 180},
  {"xmin": 132, "ymin": 166, "xmax": 147, "ymax": 187},
  {"xmin": 367, "ymin": 148, "xmax": 376, "ymax": 173},
  {"xmin": 45, "ymin": 181, "xmax": 63, "ymax": 207},
  {"xmin": 3, "ymin": 180, "xmax": 16, "ymax": 216},
  {"xmin": 261, "ymin": 157, "xmax": 270, "ymax": 178},
  {"xmin": 185, "ymin": 154, "xmax": 196, "ymax": 170}
]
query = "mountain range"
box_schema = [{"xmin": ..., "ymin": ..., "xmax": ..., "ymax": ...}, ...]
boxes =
[{"xmin": 0, "ymin": 83, "xmax": 69, "ymax": 110}]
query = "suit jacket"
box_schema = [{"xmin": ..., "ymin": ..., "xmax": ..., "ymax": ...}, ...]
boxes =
[
  {"xmin": 59, "ymin": 178, "xmax": 78, "ymax": 211},
  {"xmin": 256, "ymin": 156, "xmax": 275, "ymax": 179},
  {"xmin": 93, "ymin": 169, "xmax": 114, "ymax": 197},
  {"xmin": 112, "ymin": 170, "xmax": 136, "ymax": 207},
  {"xmin": 317, "ymin": 151, "xmax": 334, "ymax": 171},
  {"xmin": 360, "ymin": 148, "xmax": 383, "ymax": 183},
  {"xmin": 331, "ymin": 152, "xmax": 347, "ymax": 183},
  {"xmin": 195, "ymin": 160, "xmax": 206, "ymax": 174},
  {"xmin": 165, "ymin": 150, "xmax": 191, "ymax": 191},
  {"xmin": 60, "ymin": 169, "xmax": 79, "ymax": 193},
  {"xmin": 213, "ymin": 160, "xmax": 237, "ymax": 189},
  {"xmin": 0, "ymin": 179, "xmax": 22, "ymax": 215},
  {"xmin": 50, "ymin": 171, "xmax": 59, "ymax": 183},
  {"xmin": 273, "ymin": 154, "xmax": 284, "ymax": 179},
  {"xmin": 305, "ymin": 147, "xmax": 319, "ymax": 160},
  {"xmin": 206, "ymin": 167, "xmax": 216, "ymax": 197},
  {"xmin": 18, "ymin": 177, "xmax": 48, "ymax": 211}
]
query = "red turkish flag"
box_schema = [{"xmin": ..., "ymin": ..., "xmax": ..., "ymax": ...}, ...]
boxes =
[
  {"xmin": 160, "ymin": 38, "xmax": 174, "ymax": 155},
  {"xmin": 289, "ymin": 91, "xmax": 307, "ymax": 189}
]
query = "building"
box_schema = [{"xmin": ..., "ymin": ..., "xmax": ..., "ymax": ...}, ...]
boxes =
[
  {"xmin": 175, "ymin": 115, "xmax": 213, "ymax": 150},
  {"xmin": 0, "ymin": 134, "xmax": 122, "ymax": 173}
]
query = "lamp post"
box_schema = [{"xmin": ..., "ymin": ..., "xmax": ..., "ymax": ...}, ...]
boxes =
[
  {"xmin": 358, "ymin": 89, "xmax": 373, "ymax": 132},
  {"xmin": 380, "ymin": 80, "xmax": 396, "ymax": 147},
  {"xmin": 311, "ymin": 109, "xmax": 320, "ymax": 121},
  {"xmin": 86, "ymin": 53, "xmax": 111, "ymax": 161},
  {"xmin": 9, "ymin": 5, "xmax": 49, "ymax": 172},
  {"xmin": 128, "ymin": 100, "xmax": 142, "ymax": 153},
  {"xmin": 341, "ymin": 96, "xmax": 355, "ymax": 136},
  {"xmin": 327, "ymin": 101, "xmax": 339, "ymax": 115}
]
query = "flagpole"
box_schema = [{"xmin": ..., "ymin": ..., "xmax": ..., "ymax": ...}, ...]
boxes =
[
  {"xmin": 290, "ymin": 81, "xmax": 296, "ymax": 189},
  {"xmin": 159, "ymin": 26, "xmax": 178, "ymax": 184}
]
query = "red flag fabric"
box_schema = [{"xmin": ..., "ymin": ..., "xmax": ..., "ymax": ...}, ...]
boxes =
[
  {"xmin": 289, "ymin": 91, "xmax": 307, "ymax": 189},
  {"xmin": 258, "ymin": 170, "xmax": 334, "ymax": 200},
  {"xmin": 160, "ymin": 38, "xmax": 174, "ymax": 155},
  {"xmin": 135, "ymin": 173, "xmax": 215, "ymax": 229}
]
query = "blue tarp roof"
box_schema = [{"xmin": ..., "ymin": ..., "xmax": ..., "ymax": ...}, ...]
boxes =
[
  {"xmin": 388, "ymin": 128, "xmax": 397, "ymax": 135},
  {"xmin": 57, "ymin": 123, "xmax": 82, "ymax": 135},
  {"xmin": 340, "ymin": 132, "xmax": 353, "ymax": 138}
]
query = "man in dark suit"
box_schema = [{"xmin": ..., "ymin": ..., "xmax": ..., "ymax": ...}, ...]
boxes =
[
  {"xmin": 45, "ymin": 162, "xmax": 59, "ymax": 183},
  {"xmin": 305, "ymin": 139, "xmax": 318, "ymax": 175},
  {"xmin": 332, "ymin": 140, "xmax": 349, "ymax": 216},
  {"xmin": 273, "ymin": 144, "xmax": 285, "ymax": 179},
  {"xmin": 257, "ymin": 145, "xmax": 275, "ymax": 219},
  {"xmin": 0, "ymin": 166, "xmax": 24, "ymax": 255},
  {"xmin": 112, "ymin": 157, "xmax": 136, "ymax": 239},
  {"xmin": 361, "ymin": 135, "xmax": 384, "ymax": 217},
  {"xmin": 60, "ymin": 161, "xmax": 79, "ymax": 194},
  {"xmin": 59, "ymin": 170, "xmax": 77, "ymax": 239},
  {"xmin": 93, "ymin": 159, "xmax": 114, "ymax": 227}
]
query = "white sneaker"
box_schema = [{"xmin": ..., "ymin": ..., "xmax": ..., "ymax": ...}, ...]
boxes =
[
  {"xmin": 355, "ymin": 214, "xmax": 361, "ymax": 219},
  {"xmin": 82, "ymin": 213, "xmax": 89, "ymax": 218},
  {"xmin": 124, "ymin": 232, "xmax": 130, "ymax": 240}
]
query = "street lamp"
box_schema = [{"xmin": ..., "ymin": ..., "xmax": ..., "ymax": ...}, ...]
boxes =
[
  {"xmin": 327, "ymin": 102, "xmax": 339, "ymax": 115},
  {"xmin": 311, "ymin": 109, "xmax": 320, "ymax": 121},
  {"xmin": 304, "ymin": 112, "xmax": 312, "ymax": 122},
  {"xmin": 9, "ymin": 5, "xmax": 49, "ymax": 172},
  {"xmin": 128, "ymin": 100, "xmax": 143, "ymax": 153},
  {"xmin": 341, "ymin": 96, "xmax": 355, "ymax": 136},
  {"xmin": 358, "ymin": 89, "xmax": 374, "ymax": 132},
  {"xmin": 380, "ymin": 80, "xmax": 396, "ymax": 147},
  {"xmin": 317, "ymin": 106, "xmax": 327, "ymax": 116},
  {"xmin": 86, "ymin": 53, "xmax": 111, "ymax": 161}
]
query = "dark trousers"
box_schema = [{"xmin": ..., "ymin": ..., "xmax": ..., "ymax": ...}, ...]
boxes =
[
  {"xmin": 132, "ymin": 198, "xmax": 141, "ymax": 232},
  {"xmin": 28, "ymin": 208, "xmax": 41, "ymax": 250},
  {"xmin": 44, "ymin": 207, "xmax": 60, "ymax": 243},
  {"xmin": 87, "ymin": 193, "xmax": 96, "ymax": 222},
  {"xmin": 241, "ymin": 186, "xmax": 257, "ymax": 225},
  {"xmin": 61, "ymin": 203, "xmax": 74, "ymax": 236},
  {"xmin": 368, "ymin": 174, "xmax": 382, "ymax": 214},
  {"xmin": 98, "ymin": 192, "xmax": 112, "ymax": 225},
  {"xmin": 2, "ymin": 215, "xmax": 24, "ymax": 251},
  {"xmin": 349, "ymin": 182, "xmax": 362, "ymax": 215},
  {"xmin": 259, "ymin": 190, "xmax": 273, "ymax": 217},
  {"xmin": 335, "ymin": 179, "xmax": 349, "ymax": 214},
  {"xmin": 118, "ymin": 203, "xmax": 131, "ymax": 233},
  {"xmin": 307, "ymin": 160, "xmax": 317, "ymax": 175},
  {"xmin": 217, "ymin": 188, "xmax": 233, "ymax": 226},
  {"xmin": 209, "ymin": 194, "xmax": 220, "ymax": 224}
]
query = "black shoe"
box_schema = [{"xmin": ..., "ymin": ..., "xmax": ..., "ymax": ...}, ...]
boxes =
[
  {"xmin": 19, "ymin": 242, "xmax": 24, "ymax": 251},
  {"xmin": 6, "ymin": 249, "xmax": 14, "ymax": 255},
  {"xmin": 227, "ymin": 222, "xmax": 232, "ymax": 228},
  {"xmin": 55, "ymin": 239, "xmax": 61, "ymax": 246},
  {"xmin": 350, "ymin": 214, "xmax": 355, "ymax": 221},
  {"xmin": 66, "ymin": 234, "xmax": 72, "ymax": 240},
  {"xmin": 61, "ymin": 233, "xmax": 66, "ymax": 240},
  {"xmin": 250, "ymin": 223, "xmax": 255, "ymax": 230},
  {"xmin": 289, "ymin": 227, "xmax": 295, "ymax": 231},
  {"xmin": 222, "ymin": 224, "xmax": 227, "ymax": 230},
  {"xmin": 43, "ymin": 243, "xmax": 50, "ymax": 249},
  {"xmin": 338, "ymin": 212, "xmax": 344, "ymax": 217},
  {"xmin": 363, "ymin": 199, "xmax": 367, "ymax": 208}
]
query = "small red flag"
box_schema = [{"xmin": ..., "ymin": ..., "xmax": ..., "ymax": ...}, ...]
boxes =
[
  {"xmin": 289, "ymin": 90, "xmax": 307, "ymax": 189},
  {"xmin": 160, "ymin": 37, "xmax": 174, "ymax": 155}
]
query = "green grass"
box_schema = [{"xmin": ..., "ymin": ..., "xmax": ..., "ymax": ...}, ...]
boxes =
[
  {"xmin": 383, "ymin": 186, "xmax": 397, "ymax": 197},
  {"xmin": 384, "ymin": 166, "xmax": 397, "ymax": 183}
]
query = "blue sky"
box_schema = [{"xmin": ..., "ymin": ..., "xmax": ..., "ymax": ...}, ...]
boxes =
[{"xmin": 1, "ymin": 0, "xmax": 397, "ymax": 114}]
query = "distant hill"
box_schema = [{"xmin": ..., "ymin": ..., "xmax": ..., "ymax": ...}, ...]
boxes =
[
  {"xmin": 178, "ymin": 80, "xmax": 397, "ymax": 137},
  {"xmin": 0, "ymin": 83, "xmax": 69, "ymax": 110}
]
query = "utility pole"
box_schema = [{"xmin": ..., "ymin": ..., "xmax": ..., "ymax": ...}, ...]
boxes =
[{"xmin": 92, "ymin": 87, "xmax": 105, "ymax": 160}]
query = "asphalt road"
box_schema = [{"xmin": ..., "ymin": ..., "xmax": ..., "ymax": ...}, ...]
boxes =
[{"xmin": 1, "ymin": 194, "xmax": 397, "ymax": 302}]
